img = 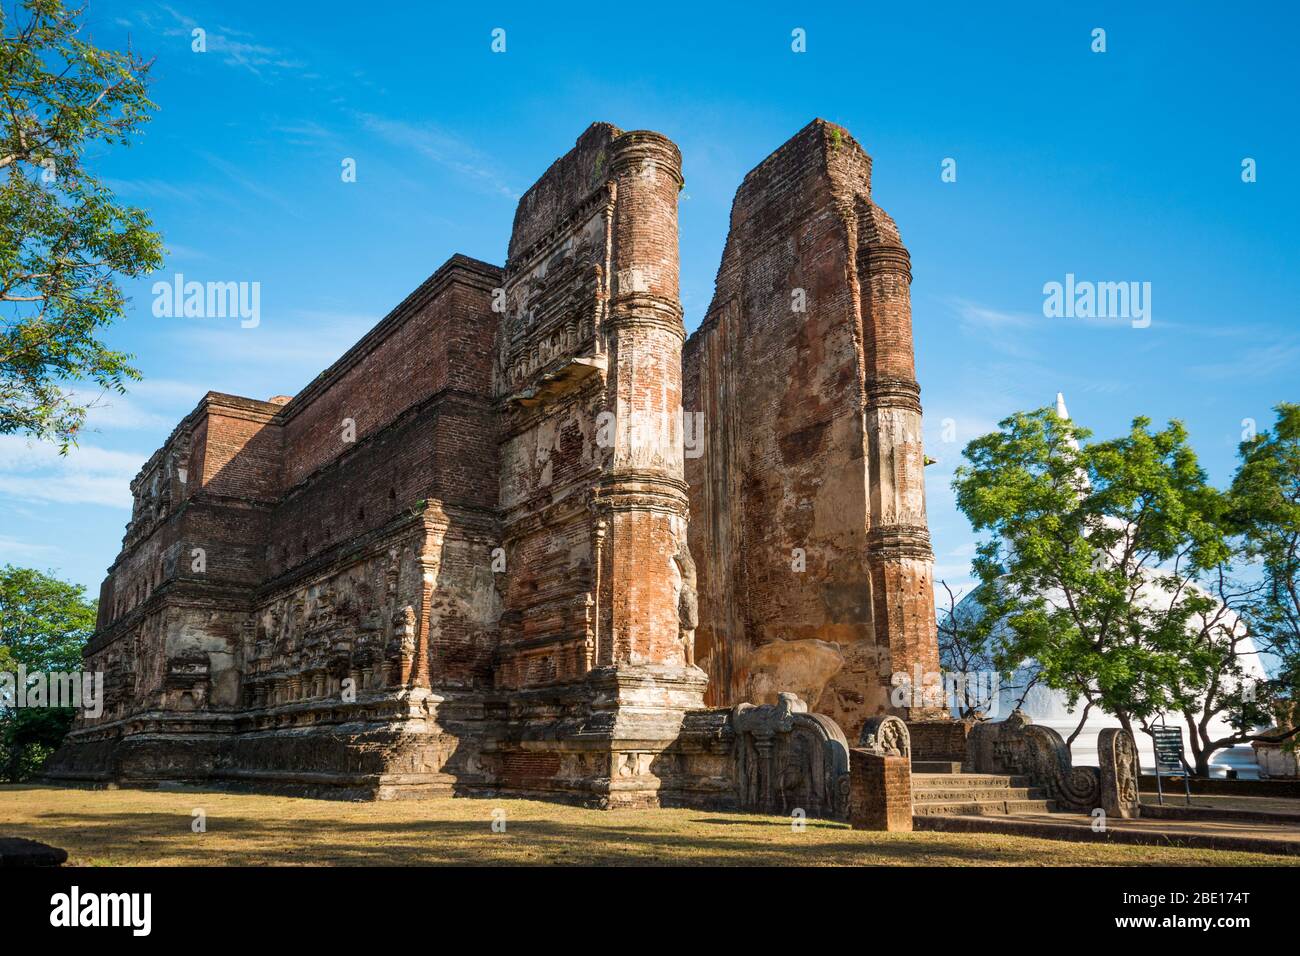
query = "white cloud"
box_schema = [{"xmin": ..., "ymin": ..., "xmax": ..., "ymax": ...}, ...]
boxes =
[
  {"xmin": 355, "ymin": 113, "xmax": 519, "ymax": 200},
  {"xmin": 0, "ymin": 436, "xmax": 144, "ymax": 509},
  {"xmin": 199, "ymin": 151, "xmax": 303, "ymax": 218},
  {"xmin": 0, "ymin": 534, "xmax": 61, "ymax": 562},
  {"xmin": 943, "ymin": 298, "xmax": 1047, "ymax": 363},
  {"xmin": 1190, "ymin": 338, "xmax": 1300, "ymax": 381},
  {"xmin": 166, "ymin": 310, "xmax": 376, "ymax": 382},
  {"xmin": 154, "ymin": 5, "xmax": 305, "ymax": 78},
  {"xmin": 103, "ymin": 177, "xmax": 208, "ymax": 203},
  {"xmin": 951, "ymin": 299, "xmax": 1035, "ymax": 332},
  {"xmin": 58, "ymin": 380, "xmax": 208, "ymax": 434}
]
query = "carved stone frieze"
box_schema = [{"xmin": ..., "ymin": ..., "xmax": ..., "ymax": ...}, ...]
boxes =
[{"xmin": 858, "ymin": 714, "xmax": 911, "ymax": 757}]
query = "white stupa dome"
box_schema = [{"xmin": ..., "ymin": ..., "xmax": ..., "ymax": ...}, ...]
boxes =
[{"xmin": 945, "ymin": 393, "xmax": 1270, "ymax": 778}]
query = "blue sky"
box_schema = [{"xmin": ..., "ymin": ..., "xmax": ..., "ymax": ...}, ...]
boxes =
[{"xmin": 3, "ymin": 1, "xmax": 1298, "ymax": 604}]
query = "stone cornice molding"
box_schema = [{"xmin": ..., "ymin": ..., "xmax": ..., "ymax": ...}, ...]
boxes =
[
  {"xmin": 865, "ymin": 377, "xmax": 922, "ymax": 413},
  {"xmin": 866, "ymin": 525, "xmax": 934, "ymax": 561},
  {"xmin": 608, "ymin": 130, "xmax": 684, "ymax": 186}
]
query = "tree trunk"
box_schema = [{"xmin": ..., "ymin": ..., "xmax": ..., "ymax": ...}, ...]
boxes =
[
  {"xmin": 1183, "ymin": 713, "xmax": 1207, "ymax": 778},
  {"xmin": 1065, "ymin": 700, "xmax": 1093, "ymax": 749}
]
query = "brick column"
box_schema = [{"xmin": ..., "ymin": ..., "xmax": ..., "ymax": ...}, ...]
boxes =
[
  {"xmin": 597, "ymin": 131, "xmax": 691, "ymax": 668},
  {"xmin": 849, "ymin": 749, "xmax": 913, "ymax": 831},
  {"xmin": 858, "ymin": 229, "xmax": 942, "ymax": 718}
]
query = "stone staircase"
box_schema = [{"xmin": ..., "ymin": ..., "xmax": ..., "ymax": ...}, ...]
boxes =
[{"xmin": 911, "ymin": 761, "xmax": 1056, "ymax": 817}]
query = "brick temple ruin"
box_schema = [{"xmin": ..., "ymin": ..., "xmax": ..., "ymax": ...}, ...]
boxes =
[{"xmin": 48, "ymin": 120, "xmax": 952, "ymax": 813}]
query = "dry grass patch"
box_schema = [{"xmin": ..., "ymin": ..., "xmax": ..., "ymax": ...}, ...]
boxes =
[{"xmin": 1, "ymin": 785, "xmax": 1293, "ymax": 866}]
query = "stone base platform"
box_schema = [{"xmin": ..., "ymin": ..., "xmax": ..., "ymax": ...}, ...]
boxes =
[{"xmin": 42, "ymin": 666, "xmax": 748, "ymax": 809}]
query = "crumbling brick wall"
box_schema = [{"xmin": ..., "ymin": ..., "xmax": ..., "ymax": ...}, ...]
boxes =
[
  {"xmin": 494, "ymin": 123, "xmax": 690, "ymax": 687},
  {"xmin": 57, "ymin": 119, "xmax": 942, "ymax": 804},
  {"xmin": 82, "ymin": 257, "xmax": 503, "ymax": 726},
  {"xmin": 683, "ymin": 120, "xmax": 939, "ymax": 742}
]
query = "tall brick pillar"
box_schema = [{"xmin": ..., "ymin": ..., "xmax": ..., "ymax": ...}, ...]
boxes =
[
  {"xmin": 596, "ymin": 131, "xmax": 692, "ymax": 669},
  {"xmin": 586, "ymin": 132, "xmax": 708, "ymax": 807},
  {"xmin": 683, "ymin": 121, "xmax": 945, "ymax": 739},
  {"xmin": 492, "ymin": 124, "xmax": 705, "ymax": 808},
  {"xmin": 858, "ymin": 212, "xmax": 943, "ymax": 720}
]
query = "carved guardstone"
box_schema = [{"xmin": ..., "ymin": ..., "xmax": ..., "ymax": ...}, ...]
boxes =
[
  {"xmin": 1098, "ymin": 726, "xmax": 1142, "ymax": 818},
  {"xmin": 731, "ymin": 692, "xmax": 851, "ymax": 819},
  {"xmin": 969, "ymin": 710, "xmax": 1140, "ymax": 817},
  {"xmin": 859, "ymin": 714, "xmax": 911, "ymax": 757}
]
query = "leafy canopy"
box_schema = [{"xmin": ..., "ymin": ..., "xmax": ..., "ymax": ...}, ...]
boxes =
[
  {"xmin": 0, "ymin": 564, "xmax": 97, "ymax": 781},
  {"xmin": 1230, "ymin": 404, "xmax": 1300, "ymax": 704},
  {"xmin": 953, "ymin": 407, "xmax": 1229, "ymax": 731},
  {"xmin": 1, "ymin": 0, "xmax": 162, "ymax": 450}
]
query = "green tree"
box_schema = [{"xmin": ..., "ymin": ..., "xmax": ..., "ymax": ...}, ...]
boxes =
[
  {"xmin": 935, "ymin": 579, "xmax": 1023, "ymax": 720},
  {"xmin": 1229, "ymin": 404, "xmax": 1300, "ymax": 734},
  {"xmin": 0, "ymin": 564, "xmax": 96, "ymax": 781},
  {"xmin": 953, "ymin": 408, "xmax": 1248, "ymax": 771},
  {"xmin": 1158, "ymin": 563, "xmax": 1283, "ymax": 776},
  {"xmin": 1, "ymin": 0, "xmax": 162, "ymax": 450}
]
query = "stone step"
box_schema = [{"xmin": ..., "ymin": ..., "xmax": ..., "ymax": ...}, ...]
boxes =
[
  {"xmin": 915, "ymin": 812, "xmax": 1300, "ymax": 857},
  {"xmin": 910, "ymin": 773, "xmax": 1031, "ymax": 788},
  {"xmin": 912, "ymin": 798, "xmax": 1057, "ymax": 817},
  {"xmin": 913, "ymin": 787, "xmax": 1045, "ymax": 803},
  {"xmin": 912, "ymin": 760, "xmax": 964, "ymax": 773}
]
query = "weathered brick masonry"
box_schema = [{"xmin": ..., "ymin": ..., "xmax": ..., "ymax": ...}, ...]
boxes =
[
  {"xmin": 49, "ymin": 120, "xmax": 942, "ymax": 809},
  {"xmin": 683, "ymin": 120, "xmax": 941, "ymax": 743}
]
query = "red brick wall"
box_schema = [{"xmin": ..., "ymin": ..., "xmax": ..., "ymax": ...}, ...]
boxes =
[
  {"xmin": 89, "ymin": 257, "xmax": 503, "ymax": 715},
  {"xmin": 684, "ymin": 120, "xmax": 940, "ymax": 741},
  {"xmin": 278, "ymin": 258, "xmax": 498, "ymax": 490},
  {"xmin": 849, "ymin": 750, "xmax": 912, "ymax": 831},
  {"xmin": 196, "ymin": 399, "xmax": 282, "ymax": 501},
  {"xmin": 495, "ymin": 124, "xmax": 690, "ymax": 685},
  {"xmin": 265, "ymin": 259, "xmax": 500, "ymax": 578},
  {"xmin": 907, "ymin": 718, "xmax": 973, "ymax": 762}
]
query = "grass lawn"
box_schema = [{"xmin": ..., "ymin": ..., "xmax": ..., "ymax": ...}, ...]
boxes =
[{"xmin": 2, "ymin": 784, "xmax": 1295, "ymax": 866}]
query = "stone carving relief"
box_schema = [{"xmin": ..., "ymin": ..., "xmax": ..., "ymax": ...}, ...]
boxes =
[
  {"xmin": 616, "ymin": 751, "xmax": 652, "ymax": 777},
  {"xmin": 391, "ymin": 605, "xmax": 417, "ymax": 656},
  {"xmin": 1098, "ymin": 726, "xmax": 1142, "ymax": 818},
  {"xmin": 244, "ymin": 544, "xmax": 420, "ymax": 709},
  {"xmin": 731, "ymin": 692, "xmax": 851, "ymax": 819},
  {"xmin": 501, "ymin": 202, "xmax": 610, "ymax": 394},
  {"xmin": 858, "ymin": 714, "xmax": 911, "ymax": 757},
  {"xmin": 674, "ymin": 543, "xmax": 698, "ymax": 667},
  {"xmin": 124, "ymin": 428, "xmax": 193, "ymax": 551}
]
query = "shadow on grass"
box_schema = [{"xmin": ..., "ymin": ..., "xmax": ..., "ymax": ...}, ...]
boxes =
[
  {"xmin": 2, "ymin": 787, "xmax": 1281, "ymax": 866},
  {"xmin": 0, "ymin": 804, "xmax": 1178, "ymax": 867},
  {"xmin": 686, "ymin": 817, "xmax": 843, "ymax": 829}
]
